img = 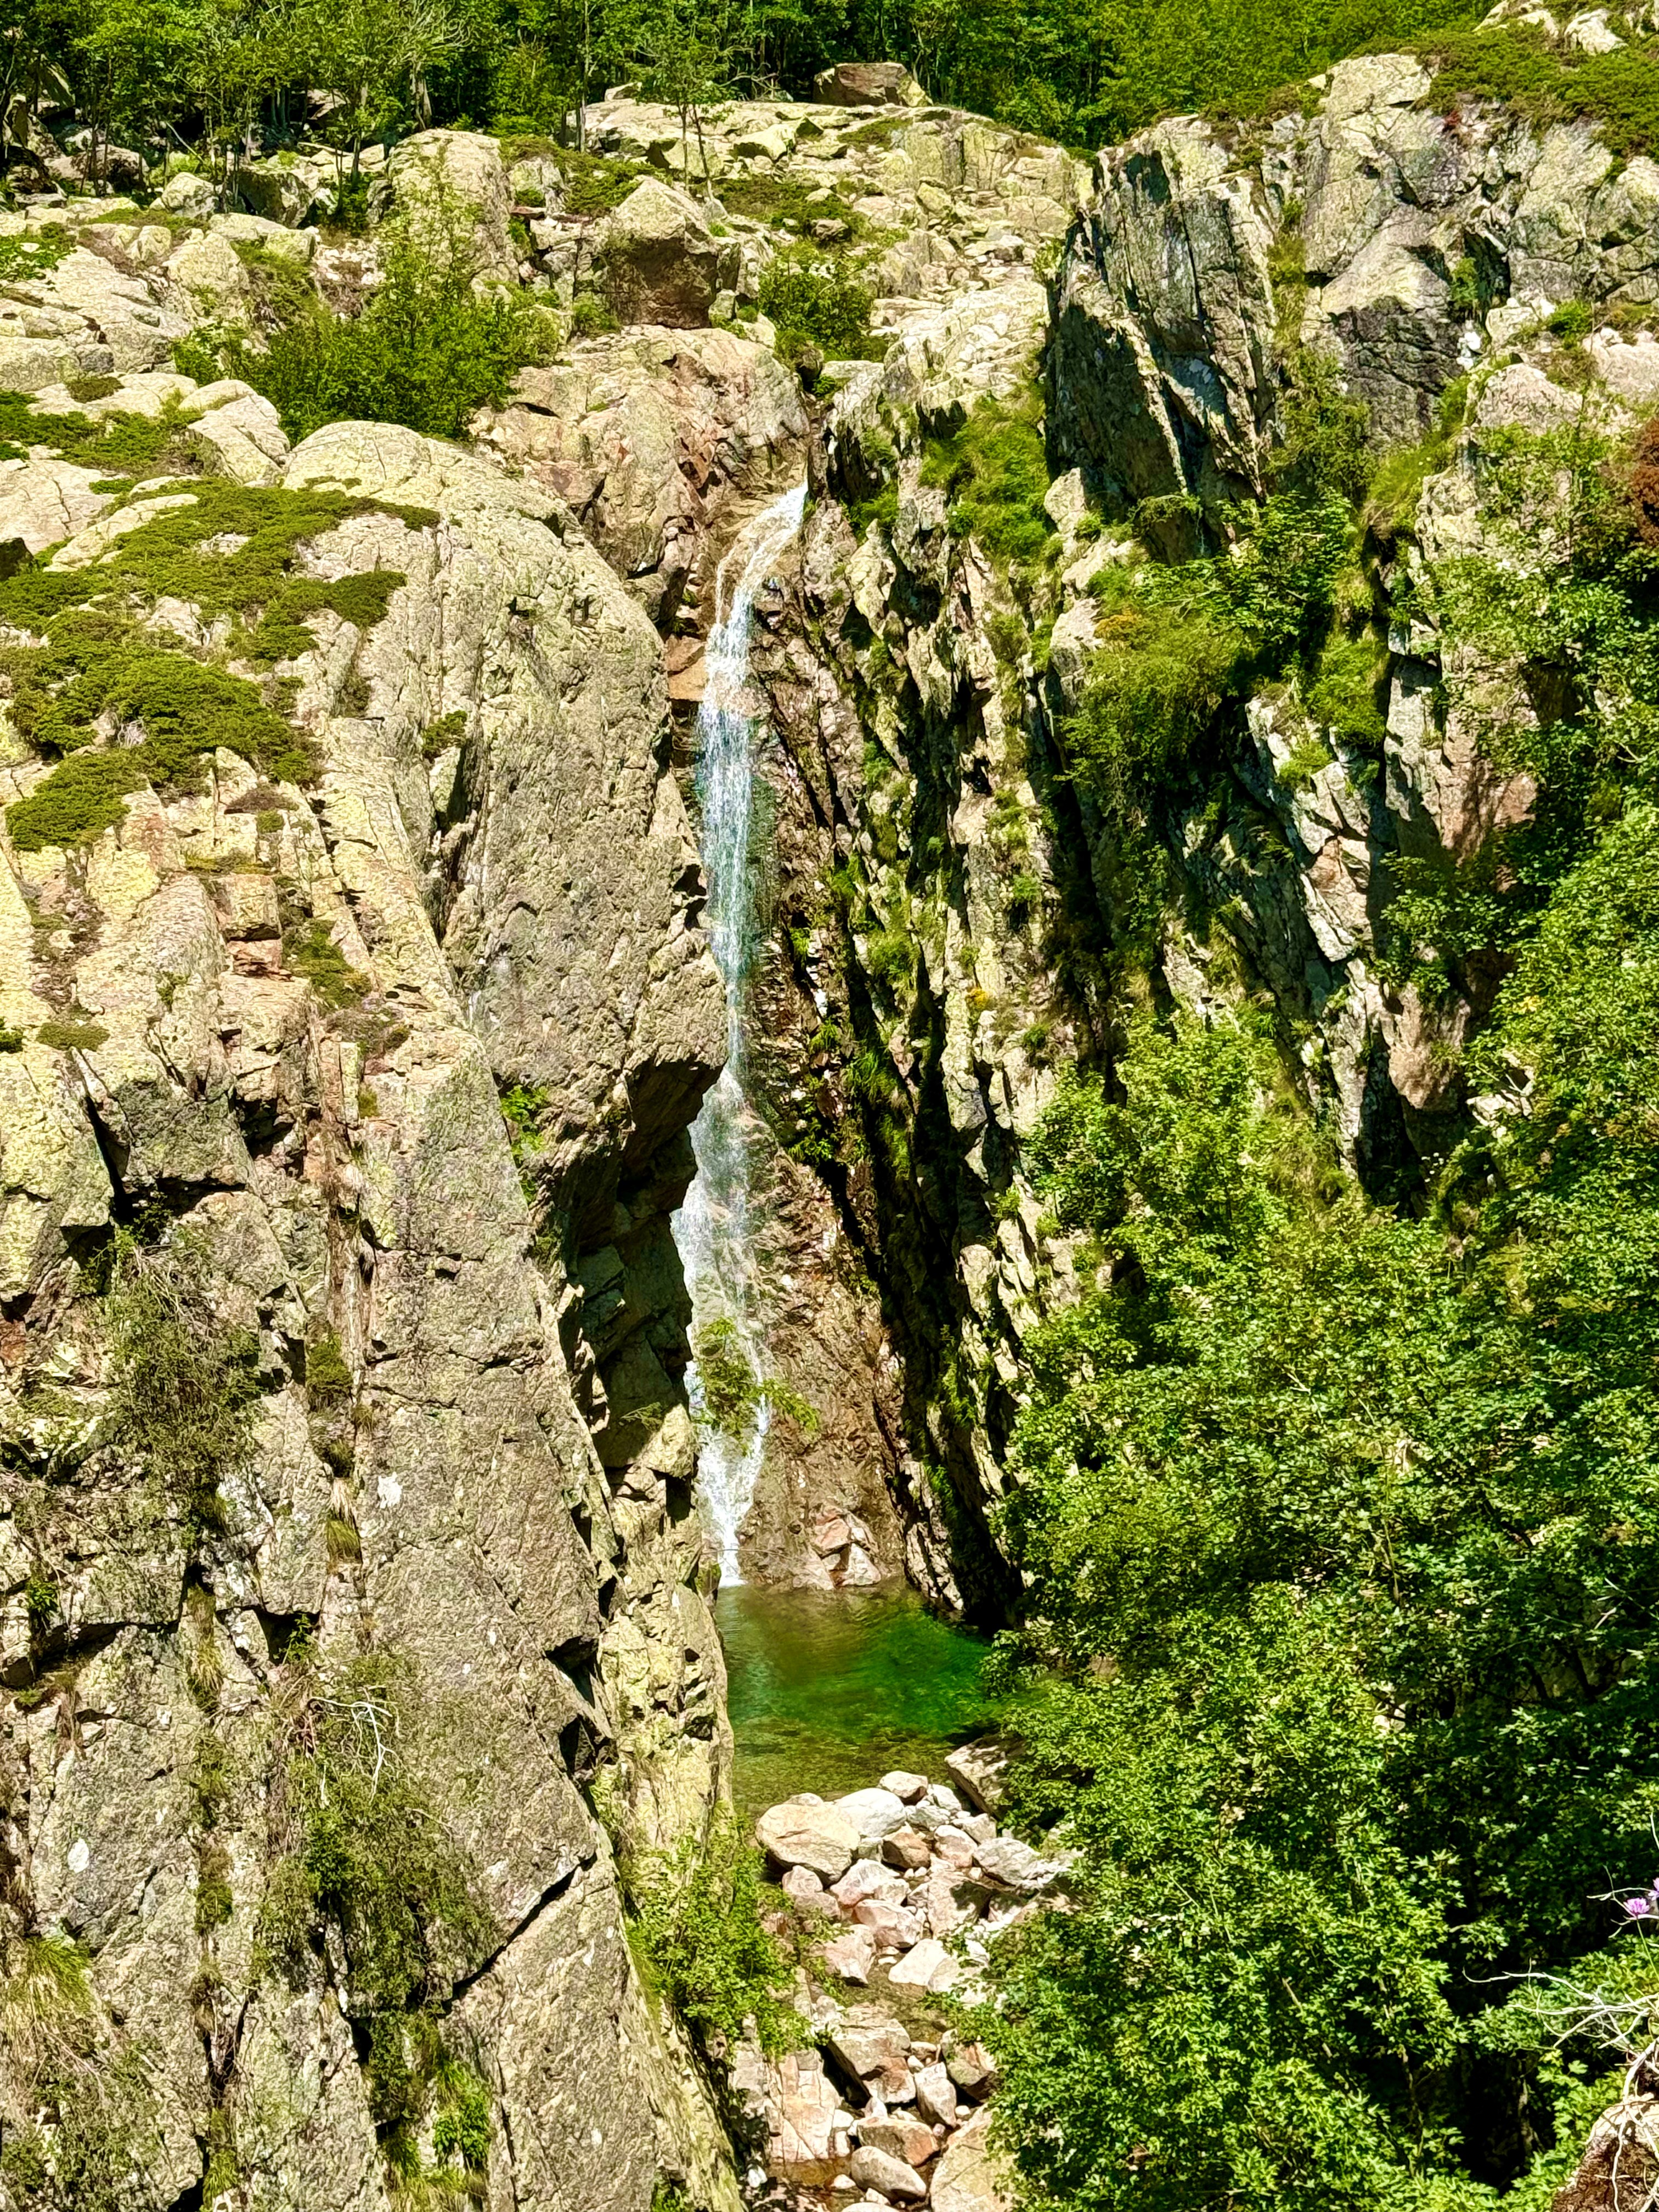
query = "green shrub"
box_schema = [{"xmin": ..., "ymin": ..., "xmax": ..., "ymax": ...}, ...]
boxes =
[
  {"xmin": 630, "ymin": 1814, "xmax": 797, "ymax": 2061},
  {"xmin": 719, "ymin": 173, "xmax": 865, "ymax": 237},
  {"xmin": 259, "ymin": 1649, "xmax": 496, "ymax": 2021},
  {"xmin": 865, "ymin": 928, "xmax": 913, "ymax": 988},
  {"xmin": 283, "ymin": 919, "xmax": 369, "ymax": 1007},
  {"xmin": 570, "ymin": 289, "xmax": 619, "ymax": 337},
  {"xmin": 920, "ymin": 391, "xmax": 1055, "ymax": 567},
  {"xmin": 693, "ymin": 1317, "xmax": 762, "ymax": 1441},
  {"xmin": 1304, "ymin": 628, "xmax": 1388, "ymax": 751},
  {"xmin": 104, "ymin": 1231, "xmax": 259, "ymax": 1538},
  {"xmin": 1424, "ymin": 25, "xmax": 1659, "ymax": 159},
  {"xmin": 758, "ymin": 251, "xmax": 879, "ymax": 365},
  {"xmin": 0, "ymin": 387, "xmax": 199, "ymax": 480},
  {"xmin": 1277, "ymin": 733, "xmax": 1333, "ymax": 788},
  {"xmin": 195, "ymin": 228, "xmax": 551, "ymax": 443},
  {"xmin": 556, "ymin": 148, "xmax": 646, "ymax": 216}
]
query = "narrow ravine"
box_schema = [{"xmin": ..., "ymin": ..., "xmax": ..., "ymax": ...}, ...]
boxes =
[{"xmin": 673, "ymin": 485, "xmax": 808, "ymax": 1582}]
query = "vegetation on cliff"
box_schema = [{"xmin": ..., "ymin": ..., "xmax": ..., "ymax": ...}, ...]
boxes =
[{"xmin": 956, "ymin": 390, "xmax": 1659, "ymax": 2207}]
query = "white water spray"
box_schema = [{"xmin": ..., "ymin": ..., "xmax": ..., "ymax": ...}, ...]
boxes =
[{"xmin": 673, "ymin": 483, "xmax": 808, "ymax": 1584}]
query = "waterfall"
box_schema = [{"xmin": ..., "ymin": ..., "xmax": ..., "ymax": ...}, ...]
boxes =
[{"xmin": 672, "ymin": 483, "xmax": 808, "ymax": 1584}]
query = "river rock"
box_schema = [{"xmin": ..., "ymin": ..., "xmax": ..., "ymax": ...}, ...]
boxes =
[
  {"xmin": 830, "ymin": 2017, "xmax": 913, "ymax": 2102},
  {"xmin": 823, "ymin": 1926, "xmax": 877, "ymax": 1983},
  {"xmin": 882, "ymin": 1827, "xmax": 933, "ymax": 1870},
  {"xmin": 912, "ymin": 2061, "xmax": 957, "ymax": 2130},
  {"xmin": 974, "ymin": 1836, "xmax": 1071, "ymax": 1892},
  {"xmin": 853, "ymin": 1899, "xmax": 925, "ymax": 1949},
  {"xmin": 834, "ymin": 1859, "xmax": 908, "ymax": 1910},
  {"xmin": 881, "ymin": 1769, "xmax": 930, "ymax": 1802},
  {"xmin": 923, "ymin": 1865, "xmax": 990, "ymax": 1938},
  {"xmin": 945, "ymin": 1739, "xmax": 1011, "ymax": 1814},
  {"xmin": 849, "ymin": 2146, "xmax": 929, "ymax": 2202},
  {"xmin": 944, "ymin": 2040, "xmax": 1000, "ymax": 2101},
  {"xmin": 783, "ymin": 1865, "xmax": 833, "ymax": 1914},
  {"xmin": 837, "ymin": 1786, "xmax": 913, "ymax": 1841},
  {"xmin": 759, "ymin": 1796, "xmax": 862, "ymax": 1879},
  {"xmin": 890, "ymin": 1937, "xmax": 960, "ymax": 1992},
  {"xmin": 860, "ymin": 2115, "xmax": 940, "ymax": 2168}
]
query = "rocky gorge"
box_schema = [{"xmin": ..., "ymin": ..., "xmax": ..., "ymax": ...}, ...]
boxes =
[{"xmin": 1, "ymin": 19, "xmax": 1657, "ymax": 2211}]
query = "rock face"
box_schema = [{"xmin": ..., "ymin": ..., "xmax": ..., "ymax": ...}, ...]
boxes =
[
  {"xmin": 932, "ymin": 2108, "xmax": 1014, "ymax": 2212},
  {"xmin": 0, "ymin": 397, "xmax": 735, "ymax": 2208},
  {"xmin": 597, "ymin": 179, "xmax": 736, "ymax": 328},
  {"xmin": 739, "ymin": 52, "xmax": 1659, "ymax": 1610}
]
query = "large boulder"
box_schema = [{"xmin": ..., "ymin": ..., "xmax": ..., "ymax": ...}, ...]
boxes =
[
  {"xmin": 836, "ymin": 1785, "xmax": 911, "ymax": 1841},
  {"xmin": 945, "ymin": 1736, "xmax": 1012, "ymax": 1814},
  {"xmin": 849, "ymin": 2146, "xmax": 928, "ymax": 2202},
  {"xmin": 932, "ymin": 2108, "xmax": 1014, "ymax": 2212},
  {"xmin": 812, "ymin": 61, "xmax": 928, "ymax": 107},
  {"xmin": 757, "ymin": 1795, "xmax": 862, "ymax": 1880},
  {"xmin": 386, "ymin": 127, "xmax": 517, "ymax": 286},
  {"xmin": 595, "ymin": 178, "xmax": 732, "ymax": 328}
]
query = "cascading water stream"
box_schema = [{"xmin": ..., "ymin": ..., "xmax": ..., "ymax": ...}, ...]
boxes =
[{"xmin": 673, "ymin": 483, "xmax": 807, "ymax": 1584}]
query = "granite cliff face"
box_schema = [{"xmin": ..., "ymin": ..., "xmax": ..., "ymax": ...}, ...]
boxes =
[
  {"xmin": 0, "ymin": 409, "xmax": 735, "ymax": 2206},
  {"xmin": 738, "ymin": 52, "xmax": 1659, "ymax": 1610},
  {"xmin": 2, "ymin": 42, "xmax": 1657, "ymax": 2207}
]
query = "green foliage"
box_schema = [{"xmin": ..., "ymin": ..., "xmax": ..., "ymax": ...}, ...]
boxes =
[
  {"xmin": 104, "ymin": 1230, "xmax": 260, "ymax": 1538},
  {"xmin": 865, "ymin": 927, "xmax": 913, "ymax": 989},
  {"xmin": 630, "ymin": 1814, "xmax": 798, "ymax": 2061},
  {"xmin": 195, "ymin": 224, "xmax": 551, "ymax": 443},
  {"xmin": 1424, "ymin": 24, "xmax": 1659, "ymax": 159},
  {"xmin": 920, "ymin": 392, "xmax": 1054, "ymax": 567},
  {"xmin": 977, "ymin": 823, "xmax": 1659, "ymax": 2208},
  {"xmin": 757, "ymin": 250, "xmax": 878, "ymax": 365},
  {"xmin": 284, "ymin": 919, "xmax": 370, "ymax": 1007},
  {"xmin": 1071, "ymin": 487, "xmax": 1354, "ymax": 813},
  {"xmin": 0, "ymin": 226, "xmax": 71, "ymax": 281},
  {"xmin": 718, "ymin": 170, "xmax": 865, "ymax": 237},
  {"xmin": 304, "ymin": 1333, "xmax": 354, "ymax": 1412},
  {"xmin": 1303, "ymin": 626, "xmax": 1388, "ymax": 751},
  {"xmin": 693, "ymin": 1316, "xmax": 761, "ymax": 1441},
  {"xmin": 259, "ymin": 1649, "xmax": 498, "ymax": 2024},
  {"xmin": 0, "ymin": 387, "xmax": 199, "ymax": 482},
  {"xmin": 0, "ymin": 476, "xmax": 425, "ymax": 850}
]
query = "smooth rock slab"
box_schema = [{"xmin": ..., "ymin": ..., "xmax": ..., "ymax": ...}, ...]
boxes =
[
  {"xmin": 849, "ymin": 2146, "xmax": 929, "ymax": 2202},
  {"xmin": 889, "ymin": 1936, "xmax": 960, "ymax": 1992},
  {"xmin": 759, "ymin": 1796, "xmax": 862, "ymax": 1880},
  {"xmin": 932, "ymin": 2107, "xmax": 1013, "ymax": 2212},
  {"xmin": 837, "ymin": 1786, "xmax": 912, "ymax": 1840}
]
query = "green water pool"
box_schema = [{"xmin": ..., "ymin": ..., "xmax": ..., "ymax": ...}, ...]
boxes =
[{"xmin": 715, "ymin": 1581, "xmax": 1001, "ymax": 1821}]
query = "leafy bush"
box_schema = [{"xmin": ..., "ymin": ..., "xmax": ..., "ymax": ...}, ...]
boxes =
[
  {"xmin": 693, "ymin": 1317, "xmax": 761, "ymax": 1441},
  {"xmin": 975, "ymin": 784, "xmax": 1659, "ymax": 2207},
  {"xmin": 630, "ymin": 1815, "xmax": 798, "ymax": 2061},
  {"xmin": 259, "ymin": 1649, "xmax": 497, "ymax": 2019},
  {"xmin": 1424, "ymin": 24, "xmax": 1659, "ymax": 159},
  {"xmin": 758, "ymin": 250, "xmax": 878, "ymax": 365},
  {"xmin": 195, "ymin": 227, "xmax": 551, "ymax": 443},
  {"xmin": 920, "ymin": 392, "xmax": 1055, "ymax": 567},
  {"xmin": 104, "ymin": 1231, "xmax": 260, "ymax": 1538}
]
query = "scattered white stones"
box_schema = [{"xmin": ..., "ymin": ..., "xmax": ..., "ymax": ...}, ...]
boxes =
[{"xmin": 751, "ymin": 1741, "xmax": 1047, "ymax": 2195}]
